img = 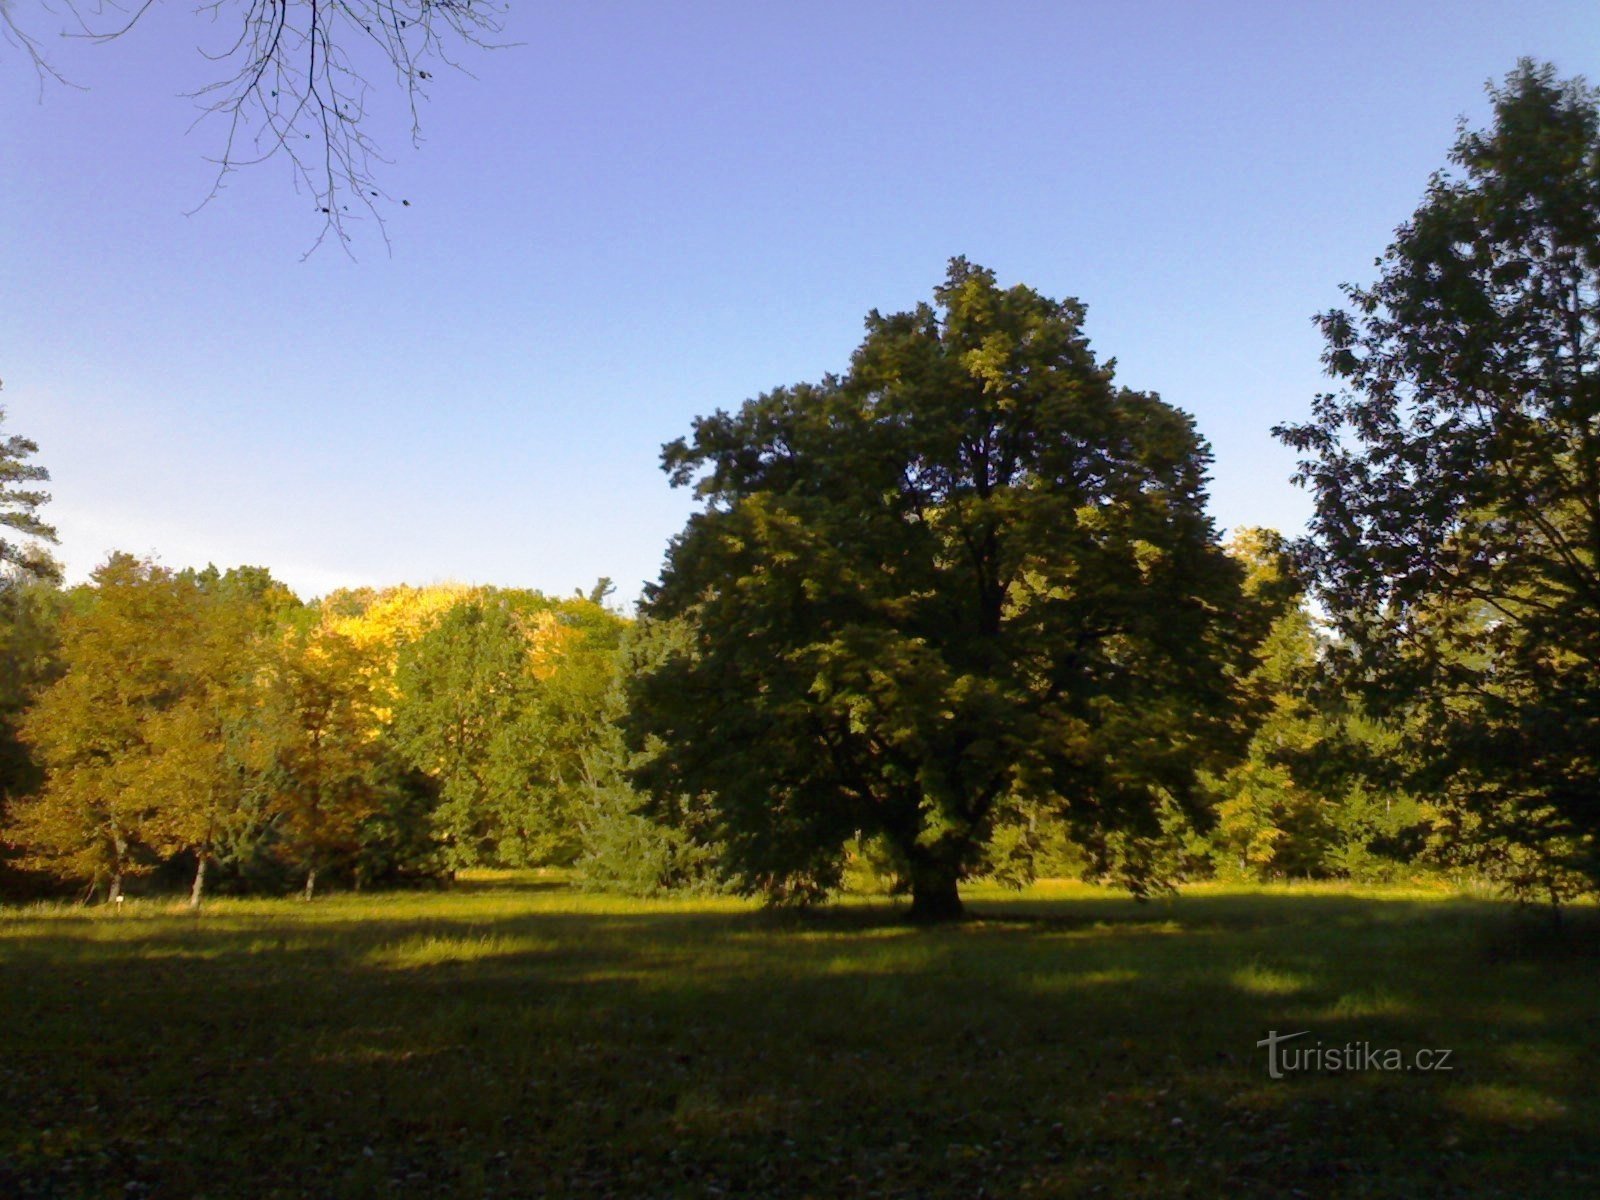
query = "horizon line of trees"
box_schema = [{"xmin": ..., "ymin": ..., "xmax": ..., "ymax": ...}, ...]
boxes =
[
  {"xmin": 0, "ymin": 533, "xmax": 1510, "ymax": 908},
  {"xmin": 2, "ymin": 60, "xmax": 1595, "ymax": 918}
]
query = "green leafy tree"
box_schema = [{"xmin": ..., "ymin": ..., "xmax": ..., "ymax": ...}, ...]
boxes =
[
  {"xmin": 1204, "ymin": 531, "xmax": 1438, "ymax": 882},
  {"xmin": 391, "ymin": 590, "xmax": 632, "ymax": 870},
  {"xmin": 1203, "ymin": 532, "xmax": 1337, "ymax": 877},
  {"xmin": 349, "ymin": 760, "xmax": 445, "ymax": 888},
  {"xmin": 393, "ymin": 596, "xmax": 537, "ymax": 870},
  {"xmin": 263, "ymin": 623, "xmax": 385, "ymax": 899},
  {"xmin": 632, "ymin": 259, "xmax": 1255, "ymax": 920},
  {"xmin": 139, "ymin": 568, "xmax": 299, "ymax": 906},
  {"xmin": 7, "ymin": 557, "xmax": 198, "ymax": 900},
  {"xmin": 0, "ymin": 575, "xmax": 66, "ymax": 895},
  {"xmin": 496, "ymin": 595, "xmax": 634, "ymax": 867},
  {"xmin": 575, "ymin": 618, "xmax": 728, "ymax": 896},
  {"xmin": 1275, "ymin": 62, "xmax": 1600, "ymax": 899}
]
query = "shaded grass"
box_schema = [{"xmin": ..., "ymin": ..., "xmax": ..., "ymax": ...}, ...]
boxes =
[{"xmin": 1, "ymin": 878, "xmax": 1596, "ymax": 1197}]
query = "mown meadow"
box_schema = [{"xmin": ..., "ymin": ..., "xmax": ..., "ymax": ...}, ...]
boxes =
[{"xmin": 2, "ymin": 876, "xmax": 1596, "ymax": 1198}]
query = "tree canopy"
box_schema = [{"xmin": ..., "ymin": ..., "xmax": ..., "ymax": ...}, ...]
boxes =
[
  {"xmin": 631, "ymin": 258, "xmax": 1256, "ymax": 919},
  {"xmin": 1275, "ymin": 61, "xmax": 1600, "ymax": 897}
]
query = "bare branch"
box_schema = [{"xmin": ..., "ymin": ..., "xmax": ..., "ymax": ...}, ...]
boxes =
[{"xmin": 8, "ymin": 0, "xmax": 511, "ymax": 253}]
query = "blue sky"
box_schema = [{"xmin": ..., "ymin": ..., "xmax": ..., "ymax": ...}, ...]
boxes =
[{"xmin": 3, "ymin": 2, "xmax": 1596, "ymax": 605}]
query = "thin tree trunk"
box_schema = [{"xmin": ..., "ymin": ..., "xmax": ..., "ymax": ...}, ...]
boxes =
[
  {"xmin": 108, "ymin": 830, "xmax": 128, "ymax": 905},
  {"xmin": 189, "ymin": 852, "xmax": 209, "ymax": 910},
  {"xmin": 303, "ymin": 865, "xmax": 317, "ymax": 902}
]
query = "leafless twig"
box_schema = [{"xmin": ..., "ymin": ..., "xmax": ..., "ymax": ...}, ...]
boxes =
[{"xmin": 9, "ymin": 0, "xmax": 510, "ymax": 254}]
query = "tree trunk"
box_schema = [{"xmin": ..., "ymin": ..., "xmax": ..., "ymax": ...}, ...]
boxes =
[
  {"xmin": 189, "ymin": 853, "xmax": 208, "ymax": 910},
  {"xmin": 303, "ymin": 866, "xmax": 318, "ymax": 902},
  {"xmin": 108, "ymin": 831, "xmax": 128, "ymax": 906},
  {"xmin": 908, "ymin": 855, "xmax": 964, "ymax": 922}
]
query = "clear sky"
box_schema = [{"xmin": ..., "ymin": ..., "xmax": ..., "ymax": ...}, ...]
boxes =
[{"xmin": 3, "ymin": 1, "xmax": 1596, "ymax": 606}]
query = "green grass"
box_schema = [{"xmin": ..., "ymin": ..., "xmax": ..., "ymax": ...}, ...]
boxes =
[{"xmin": 2, "ymin": 876, "xmax": 1596, "ymax": 1198}]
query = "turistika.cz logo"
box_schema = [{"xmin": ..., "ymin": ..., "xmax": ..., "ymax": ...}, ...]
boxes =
[{"xmin": 1257, "ymin": 1030, "xmax": 1454, "ymax": 1079}]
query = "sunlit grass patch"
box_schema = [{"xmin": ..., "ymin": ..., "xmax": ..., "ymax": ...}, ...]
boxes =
[
  {"xmin": 818, "ymin": 944, "xmax": 942, "ymax": 976},
  {"xmin": 1495, "ymin": 1041, "xmax": 1573, "ymax": 1073},
  {"xmin": 1450, "ymin": 1083, "xmax": 1570, "ymax": 1125},
  {"xmin": 1317, "ymin": 987, "xmax": 1412, "ymax": 1019},
  {"xmin": 362, "ymin": 931, "xmax": 554, "ymax": 970},
  {"xmin": 1230, "ymin": 961, "xmax": 1315, "ymax": 995},
  {"xmin": 1026, "ymin": 966, "xmax": 1140, "ymax": 993}
]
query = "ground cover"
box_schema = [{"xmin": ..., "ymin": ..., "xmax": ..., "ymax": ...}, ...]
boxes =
[{"xmin": 1, "ymin": 877, "xmax": 1594, "ymax": 1197}]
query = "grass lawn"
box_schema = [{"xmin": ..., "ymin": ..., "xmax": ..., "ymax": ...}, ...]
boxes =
[{"xmin": 1, "ymin": 876, "xmax": 1596, "ymax": 1198}]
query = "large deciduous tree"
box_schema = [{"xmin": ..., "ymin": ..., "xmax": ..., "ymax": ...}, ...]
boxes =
[
  {"xmin": 1275, "ymin": 62, "xmax": 1600, "ymax": 899},
  {"xmin": 8, "ymin": 556, "xmax": 198, "ymax": 901},
  {"xmin": 631, "ymin": 259, "xmax": 1254, "ymax": 920},
  {"xmin": 262, "ymin": 622, "xmax": 385, "ymax": 900},
  {"xmin": 139, "ymin": 567, "xmax": 300, "ymax": 907},
  {"xmin": 4, "ymin": 558, "xmax": 296, "ymax": 902},
  {"xmin": 393, "ymin": 595, "xmax": 536, "ymax": 869}
]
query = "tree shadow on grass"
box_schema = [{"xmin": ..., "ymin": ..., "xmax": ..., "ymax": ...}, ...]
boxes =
[{"xmin": 447, "ymin": 872, "xmax": 573, "ymax": 895}]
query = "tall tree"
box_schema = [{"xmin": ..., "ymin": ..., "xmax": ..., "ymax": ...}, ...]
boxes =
[
  {"xmin": 632, "ymin": 259, "xmax": 1253, "ymax": 920},
  {"xmin": 393, "ymin": 595, "xmax": 536, "ymax": 869},
  {"xmin": 1202, "ymin": 530, "xmax": 1336, "ymax": 878},
  {"xmin": 262, "ymin": 622, "xmax": 385, "ymax": 899},
  {"xmin": 0, "ymin": 398, "xmax": 59, "ymax": 584},
  {"xmin": 0, "ymin": 574, "xmax": 66, "ymax": 894},
  {"xmin": 140, "ymin": 568, "xmax": 299, "ymax": 907},
  {"xmin": 497, "ymin": 597, "xmax": 634, "ymax": 867},
  {"xmin": 0, "ymin": 393, "xmax": 66, "ymax": 888},
  {"xmin": 7, "ymin": 557, "xmax": 198, "ymax": 900},
  {"xmin": 1201, "ymin": 530, "xmax": 1435, "ymax": 881},
  {"xmin": 1275, "ymin": 62, "xmax": 1600, "ymax": 898}
]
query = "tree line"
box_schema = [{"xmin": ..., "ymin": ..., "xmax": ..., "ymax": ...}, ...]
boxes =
[
  {"xmin": 0, "ymin": 537, "xmax": 1462, "ymax": 908},
  {"xmin": 2, "ymin": 61, "xmax": 1595, "ymax": 917},
  {"xmin": 0, "ymin": 561, "xmax": 662, "ymax": 903}
]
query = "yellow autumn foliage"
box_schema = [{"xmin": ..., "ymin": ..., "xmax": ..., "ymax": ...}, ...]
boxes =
[
  {"xmin": 521, "ymin": 608, "xmax": 583, "ymax": 681},
  {"xmin": 325, "ymin": 584, "xmax": 480, "ymax": 657}
]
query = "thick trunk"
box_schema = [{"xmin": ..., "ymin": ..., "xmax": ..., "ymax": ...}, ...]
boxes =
[
  {"xmin": 303, "ymin": 866, "xmax": 318, "ymax": 902},
  {"xmin": 908, "ymin": 856, "xmax": 964, "ymax": 922},
  {"xmin": 189, "ymin": 853, "xmax": 208, "ymax": 910},
  {"xmin": 107, "ymin": 872, "xmax": 124, "ymax": 904}
]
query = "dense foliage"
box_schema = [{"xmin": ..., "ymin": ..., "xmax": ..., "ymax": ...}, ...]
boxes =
[
  {"xmin": 1, "ymin": 564, "xmax": 634, "ymax": 902},
  {"xmin": 1276, "ymin": 61, "xmax": 1600, "ymax": 900},
  {"xmin": 630, "ymin": 260, "xmax": 1265, "ymax": 918}
]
